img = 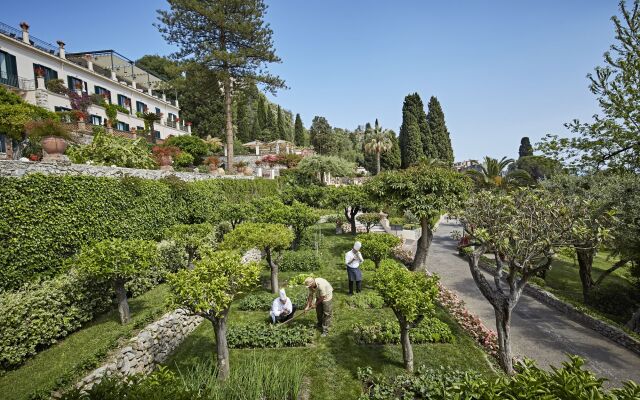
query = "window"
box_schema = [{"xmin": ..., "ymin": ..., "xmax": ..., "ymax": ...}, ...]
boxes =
[
  {"xmin": 95, "ymin": 86, "xmax": 111, "ymax": 104},
  {"xmin": 136, "ymin": 126, "xmax": 145, "ymax": 132},
  {"xmin": 116, "ymin": 121, "xmax": 130, "ymax": 131},
  {"xmin": 154, "ymin": 131, "xmax": 161, "ymax": 139},
  {"xmin": 0, "ymin": 134, "xmax": 6, "ymax": 153},
  {"xmin": 67, "ymin": 76, "xmax": 86, "ymax": 93},
  {"xmin": 90, "ymin": 115, "xmax": 102, "ymax": 126},
  {"xmin": 136, "ymin": 101, "xmax": 147, "ymax": 114},
  {"xmin": 55, "ymin": 106, "xmax": 72, "ymax": 122},
  {"xmin": 155, "ymin": 107, "xmax": 161, "ymax": 116},
  {"xmin": 33, "ymin": 64, "xmax": 58, "ymax": 88},
  {"xmin": 117, "ymin": 94, "xmax": 131, "ymax": 110},
  {"xmin": 0, "ymin": 50, "xmax": 18, "ymax": 87}
]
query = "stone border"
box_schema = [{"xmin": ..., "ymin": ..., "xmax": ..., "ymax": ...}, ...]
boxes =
[
  {"xmin": 0, "ymin": 160, "xmax": 254, "ymax": 181},
  {"xmin": 476, "ymin": 260, "xmax": 640, "ymax": 356}
]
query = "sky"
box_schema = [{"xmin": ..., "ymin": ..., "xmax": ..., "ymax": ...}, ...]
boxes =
[{"xmin": 1, "ymin": 1, "xmax": 620, "ymax": 161}]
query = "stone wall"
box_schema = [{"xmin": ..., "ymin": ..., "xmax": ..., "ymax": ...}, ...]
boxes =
[
  {"xmin": 77, "ymin": 309, "xmax": 203, "ymax": 390},
  {"xmin": 0, "ymin": 160, "xmax": 254, "ymax": 181}
]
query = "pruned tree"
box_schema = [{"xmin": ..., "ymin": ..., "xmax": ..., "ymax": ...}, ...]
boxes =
[
  {"xmin": 250, "ymin": 198, "xmax": 317, "ymax": 249},
  {"xmin": 462, "ymin": 189, "xmax": 575, "ymax": 374},
  {"xmin": 518, "ymin": 137, "xmax": 533, "ymax": 158},
  {"xmin": 356, "ymin": 232, "xmax": 402, "ymax": 267},
  {"xmin": 221, "ymin": 222, "xmax": 293, "ymax": 293},
  {"xmin": 76, "ymin": 239, "xmax": 158, "ymax": 324},
  {"xmin": 168, "ymin": 250, "xmax": 260, "ymax": 380},
  {"xmin": 356, "ymin": 212, "xmax": 382, "ymax": 233},
  {"xmin": 157, "ymin": 0, "xmax": 285, "ymax": 173},
  {"xmin": 373, "ymin": 259, "xmax": 439, "ymax": 372},
  {"xmin": 216, "ymin": 202, "xmax": 254, "ymax": 229},
  {"xmin": 164, "ymin": 223, "xmax": 217, "ymax": 269},
  {"xmin": 328, "ymin": 185, "xmax": 376, "ymax": 236},
  {"xmin": 367, "ymin": 165, "xmax": 471, "ymax": 271}
]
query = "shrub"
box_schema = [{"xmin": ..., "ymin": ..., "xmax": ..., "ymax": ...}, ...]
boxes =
[
  {"xmin": 165, "ymin": 135, "xmax": 210, "ymax": 164},
  {"xmin": 344, "ymin": 291, "xmax": 384, "ymax": 309},
  {"xmin": 45, "ymin": 78, "xmax": 67, "ymax": 94},
  {"xmin": 357, "ymin": 233, "xmax": 402, "ymax": 267},
  {"xmin": 164, "ymin": 223, "xmax": 217, "ymax": 268},
  {"xmin": 174, "ymin": 151, "xmax": 195, "ymax": 167},
  {"xmin": 157, "ymin": 240, "xmax": 188, "ymax": 274},
  {"xmin": 356, "ymin": 212, "xmax": 382, "ymax": 233},
  {"xmin": 360, "ymin": 259, "xmax": 376, "ymax": 271},
  {"xmin": 0, "ymin": 270, "xmax": 111, "ymax": 369},
  {"xmin": 26, "ymin": 119, "xmax": 72, "ymax": 141},
  {"xmin": 358, "ymin": 356, "xmax": 640, "ymax": 399},
  {"xmin": 237, "ymin": 287, "xmax": 308, "ymax": 311},
  {"xmin": 227, "ymin": 324, "xmax": 314, "ymax": 349},
  {"xmin": 352, "ymin": 319, "xmax": 453, "ymax": 345},
  {"xmin": 66, "ymin": 127, "xmax": 157, "ymax": 169},
  {"xmin": 279, "ymin": 250, "xmax": 321, "ymax": 271},
  {"xmin": 587, "ymin": 284, "xmax": 640, "ymax": 321},
  {"xmin": 288, "ymin": 273, "xmax": 316, "ymax": 286}
]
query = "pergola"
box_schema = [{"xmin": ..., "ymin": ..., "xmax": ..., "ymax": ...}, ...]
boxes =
[{"xmin": 242, "ymin": 140, "xmax": 295, "ymax": 156}]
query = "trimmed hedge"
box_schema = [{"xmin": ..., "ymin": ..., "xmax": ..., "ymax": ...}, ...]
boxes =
[
  {"xmin": 227, "ymin": 324, "xmax": 314, "ymax": 349},
  {"xmin": 279, "ymin": 250, "xmax": 321, "ymax": 272},
  {"xmin": 0, "ymin": 174, "xmax": 279, "ymax": 290},
  {"xmin": 352, "ymin": 319, "xmax": 454, "ymax": 345}
]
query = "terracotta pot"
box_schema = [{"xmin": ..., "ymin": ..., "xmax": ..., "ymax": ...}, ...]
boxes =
[
  {"xmin": 159, "ymin": 155, "xmax": 172, "ymax": 167},
  {"xmin": 41, "ymin": 136, "xmax": 67, "ymax": 155},
  {"xmin": 28, "ymin": 154, "xmax": 40, "ymax": 162},
  {"xmin": 244, "ymin": 167, "xmax": 253, "ymax": 176},
  {"xmin": 216, "ymin": 168, "xmax": 226, "ymax": 176}
]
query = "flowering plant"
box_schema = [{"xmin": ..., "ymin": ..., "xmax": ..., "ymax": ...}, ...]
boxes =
[
  {"xmin": 34, "ymin": 66, "xmax": 45, "ymax": 78},
  {"xmin": 151, "ymin": 145, "xmax": 180, "ymax": 157},
  {"xmin": 261, "ymin": 154, "xmax": 280, "ymax": 167},
  {"xmin": 203, "ymin": 156, "xmax": 221, "ymax": 168}
]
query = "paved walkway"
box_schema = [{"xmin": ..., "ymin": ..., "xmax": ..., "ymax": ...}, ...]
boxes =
[{"xmin": 403, "ymin": 219, "xmax": 640, "ymax": 386}]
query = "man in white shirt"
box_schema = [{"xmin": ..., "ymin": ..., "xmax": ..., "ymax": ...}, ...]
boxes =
[
  {"xmin": 270, "ymin": 288, "xmax": 295, "ymax": 324},
  {"xmin": 345, "ymin": 241, "xmax": 364, "ymax": 295}
]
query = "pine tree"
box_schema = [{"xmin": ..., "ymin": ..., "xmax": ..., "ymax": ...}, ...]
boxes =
[
  {"xmin": 399, "ymin": 95, "xmax": 424, "ymax": 168},
  {"xmin": 294, "ymin": 113, "xmax": 305, "ymax": 146},
  {"xmin": 157, "ymin": 0, "xmax": 285, "ymax": 175},
  {"xmin": 426, "ymin": 96, "xmax": 454, "ymax": 164}
]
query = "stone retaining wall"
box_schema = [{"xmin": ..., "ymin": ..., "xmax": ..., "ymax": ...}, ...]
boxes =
[
  {"xmin": 0, "ymin": 160, "xmax": 254, "ymax": 181},
  {"xmin": 477, "ymin": 261, "xmax": 640, "ymax": 356},
  {"xmin": 77, "ymin": 309, "xmax": 202, "ymax": 390}
]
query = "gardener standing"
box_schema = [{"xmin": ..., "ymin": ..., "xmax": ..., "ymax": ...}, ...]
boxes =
[
  {"xmin": 303, "ymin": 276, "xmax": 333, "ymax": 337},
  {"xmin": 345, "ymin": 241, "xmax": 364, "ymax": 295}
]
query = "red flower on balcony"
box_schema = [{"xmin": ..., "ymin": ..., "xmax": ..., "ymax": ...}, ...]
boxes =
[
  {"xmin": 186, "ymin": 121, "xmax": 192, "ymax": 126},
  {"xmin": 34, "ymin": 66, "xmax": 45, "ymax": 78}
]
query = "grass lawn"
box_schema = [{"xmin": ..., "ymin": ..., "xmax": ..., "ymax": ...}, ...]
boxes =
[
  {"xmin": 164, "ymin": 224, "xmax": 497, "ymax": 400},
  {"xmin": 0, "ymin": 284, "xmax": 171, "ymax": 400},
  {"xmin": 543, "ymin": 251, "xmax": 639, "ymax": 325}
]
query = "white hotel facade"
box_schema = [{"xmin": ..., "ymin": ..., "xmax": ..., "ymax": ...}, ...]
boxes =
[{"xmin": 0, "ymin": 21, "xmax": 190, "ymax": 155}]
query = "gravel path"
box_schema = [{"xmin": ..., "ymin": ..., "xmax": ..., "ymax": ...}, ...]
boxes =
[{"xmin": 403, "ymin": 218, "xmax": 640, "ymax": 386}]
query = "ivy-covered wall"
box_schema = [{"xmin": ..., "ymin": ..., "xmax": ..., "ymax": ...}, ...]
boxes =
[{"xmin": 0, "ymin": 174, "xmax": 280, "ymax": 291}]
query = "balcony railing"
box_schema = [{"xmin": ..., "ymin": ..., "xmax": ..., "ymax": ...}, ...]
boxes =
[
  {"xmin": 0, "ymin": 74, "xmax": 35, "ymax": 90},
  {"xmin": 0, "ymin": 22, "xmax": 57, "ymax": 55}
]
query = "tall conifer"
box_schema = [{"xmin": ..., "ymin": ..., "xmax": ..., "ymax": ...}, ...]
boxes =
[
  {"xmin": 294, "ymin": 113, "xmax": 305, "ymax": 146},
  {"xmin": 426, "ymin": 96, "xmax": 454, "ymax": 164}
]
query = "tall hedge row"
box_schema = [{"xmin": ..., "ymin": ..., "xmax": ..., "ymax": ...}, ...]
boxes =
[{"xmin": 0, "ymin": 175, "xmax": 280, "ymax": 291}]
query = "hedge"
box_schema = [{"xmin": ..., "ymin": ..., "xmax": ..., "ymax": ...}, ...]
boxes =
[
  {"xmin": 0, "ymin": 175, "xmax": 280, "ymax": 291},
  {"xmin": 352, "ymin": 319, "xmax": 454, "ymax": 345},
  {"xmin": 278, "ymin": 250, "xmax": 321, "ymax": 272},
  {"xmin": 227, "ymin": 324, "xmax": 314, "ymax": 349}
]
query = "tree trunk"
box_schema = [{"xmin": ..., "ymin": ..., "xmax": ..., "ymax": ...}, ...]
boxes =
[
  {"xmin": 376, "ymin": 151, "xmax": 381, "ymax": 175},
  {"xmin": 266, "ymin": 247, "xmax": 279, "ymax": 294},
  {"xmin": 224, "ymin": 77, "xmax": 234, "ymax": 174},
  {"xmin": 187, "ymin": 248, "xmax": 196, "ymax": 270},
  {"xmin": 400, "ymin": 323, "xmax": 413, "ymax": 372},
  {"xmin": 576, "ymin": 247, "xmax": 595, "ymax": 303},
  {"xmin": 494, "ymin": 304, "xmax": 514, "ymax": 375},
  {"xmin": 211, "ymin": 315, "xmax": 230, "ymax": 380},
  {"xmin": 114, "ymin": 279, "xmax": 130, "ymax": 324},
  {"xmin": 626, "ymin": 307, "xmax": 640, "ymax": 333},
  {"xmin": 412, "ymin": 217, "xmax": 433, "ymax": 272},
  {"xmin": 346, "ymin": 207, "xmax": 358, "ymax": 236}
]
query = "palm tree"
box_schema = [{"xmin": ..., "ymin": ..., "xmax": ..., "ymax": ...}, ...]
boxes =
[
  {"xmin": 364, "ymin": 120, "xmax": 393, "ymax": 174},
  {"xmin": 466, "ymin": 156, "xmax": 531, "ymax": 188},
  {"xmin": 205, "ymin": 135, "xmax": 223, "ymax": 153}
]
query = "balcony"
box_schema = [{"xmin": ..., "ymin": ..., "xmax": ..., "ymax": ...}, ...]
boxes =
[
  {"xmin": 0, "ymin": 21, "xmax": 57, "ymax": 55},
  {"xmin": 0, "ymin": 73, "xmax": 35, "ymax": 90}
]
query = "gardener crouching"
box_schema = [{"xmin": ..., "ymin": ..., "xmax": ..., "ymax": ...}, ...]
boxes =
[
  {"xmin": 270, "ymin": 288, "xmax": 296, "ymax": 324},
  {"xmin": 304, "ymin": 276, "xmax": 333, "ymax": 336}
]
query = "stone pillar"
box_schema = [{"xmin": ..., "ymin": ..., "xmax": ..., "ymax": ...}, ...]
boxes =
[
  {"xmin": 57, "ymin": 40, "xmax": 66, "ymax": 59},
  {"xmin": 175, "ymin": 99, "xmax": 179, "ymax": 108},
  {"xmin": 269, "ymin": 169, "xmax": 276, "ymax": 179},
  {"xmin": 275, "ymin": 143, "xmax": 280, "ymax": 154},
  {"xmin": 147, "ymin": 87, "xmax": 152, "ymax": 95},
  {"xmin": 132, "ymin": 81, "xmax": 137, "ymax": 89},
  {"xmin": 85, "ymin": 55, "xmax": 93, "ymax": 71},
  {"xmin": 285, "ymin": 144, "xmax": 290, "ymax": 154},
  {"xmin": 223, "ymin": 144, "xmax": 228, "ymax": 157},
  {"xmin": 78, "ymin": 118, "xmax": 86, "ymax": 131},
  {"xmin": 162, "ymin": 93, "xmax": 167, "ymax": 102},
  {"xmin": 111, "ymin": 70, "xmax": 117, "ymax": 81},
  {"xmin": 36, "ymin": 76, "xmax": 45, "ymax": 90},
  {"xmin": 257, "ymin": 166, "xmax": 263, "ymax": 177},
  {"xmin": 20, "ymin": 22, "xmax": 29, "ymax": 44},
  {"xmin": 255, "ymin": 145, "xmax": 260, "ymax": 156},
  {"xmin": 187, "ymin": 124, "xmax": 191, "ymax": 134}
]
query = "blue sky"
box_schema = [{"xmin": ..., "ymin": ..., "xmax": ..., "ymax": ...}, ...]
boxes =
[{"xmin": 2, "ymin": 1, "xmax": 619, "ymax": 161}]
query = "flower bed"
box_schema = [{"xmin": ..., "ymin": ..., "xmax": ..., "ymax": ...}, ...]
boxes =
[
  {"xmin": 352, "ymin": 319, "xmax": 454, "ymax": 345},
  {"xmin": 227, "ymin": 324, "xmax": 314, "ymax": 349},
  {"xmin": 436, "ymin": 283, "xmax": 498, "ymax": 357}
]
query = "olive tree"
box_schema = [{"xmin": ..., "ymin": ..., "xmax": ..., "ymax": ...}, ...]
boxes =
[
  {"xmin": 76, "ymin": 239, "xmax": 158, "ymax": 324},
  {"xmin": 328, "ymin": 185, "xmax": 376, "ymax": 236},
  {"xmin": 373, "ymin": 259, "xmax": 439, "ymax": 372},
  {"xmin": 222, "ymin": 222, "xmax": 294, "ymax": 293},
  {"xmin": 462, "ymin": 189, "xmax": 575, "ymax": 374},
  {"xmin": 368, "ymin": 164, "xmax": 471, "ymax": 271},
  {"xmin": 356, "ymin": 232, "xmax": 402, "ymax": 267},
  {"xmin": 356, "ymin": 212, "xmax": 381, "ymax": 233},
  {"xmin": 164, "ymin": 223, "xmax": 216, "ymax": 269},
  {"xmin": 167, "ymin": 250, "xmax": 260, "ymax": 380}
]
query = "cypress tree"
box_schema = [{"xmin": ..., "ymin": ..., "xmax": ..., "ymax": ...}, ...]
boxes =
[
  {"xmin": 257, "ymin": 97, "xmax": 267, "ymax": 131},
  {"xmin": 294, "ymin": 113, "xmax": 305, "ymax": 146},
  {"xmin": 518, "ymin": 137, "xmax": 533, "ymax": 158},
  {"xmin": 399, "ymin": 94, "xmax": 424, "ymax": 168},
  {"xmin": 276, "ymin": 105, "xmax": 286, "ymax": 139},
  {"xmin": 426, "ymin": 96, "xmax": 454, "ymax": 164}
]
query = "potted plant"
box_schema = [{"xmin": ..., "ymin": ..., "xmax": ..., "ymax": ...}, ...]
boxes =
[
  {"xmin": 23, "ymin": 140, "xmax": 42, "ymax": 161},
  {"xmin": 233, "ymin": 160, "xmax": 248, "ymax": 174},
  {"xmin": 26, "ymin": 119, "xmax": 72, "ymax": 161},
  {"xmin": 203, "ymin": 156, "xmax": 221, "ymax": 174},
  {"xmin": 152, "ymin": 145, "xmax": 180, "ymax": 170}
]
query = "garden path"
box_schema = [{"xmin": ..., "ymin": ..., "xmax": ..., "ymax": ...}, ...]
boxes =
[{"xmin": 401, "ymin": 218, "xmax": 640, "ymax": 386}]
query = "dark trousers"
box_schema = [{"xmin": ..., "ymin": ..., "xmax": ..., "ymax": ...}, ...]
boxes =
[
  {"xmin": 348, "ymin": 280, "xmax": 362, "ymax": 294},
  {"xmin": 316, "ymin": 300, "xmax": 333, "ymax": 333},
  {"xmin": 275, "ymin": 304, "xmax": 297, "ymax": 323}
]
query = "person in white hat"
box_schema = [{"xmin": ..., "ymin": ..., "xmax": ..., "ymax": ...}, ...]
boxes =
[
  {"xmin": 345, "ymin": 241, "xmax": 364, "ymax": 295},
  {"xmin": 269, "ymin": 288, "xmax": 295, "ymax": 324}
]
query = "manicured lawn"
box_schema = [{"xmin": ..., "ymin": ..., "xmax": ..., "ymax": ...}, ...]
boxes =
[
  {"xmin": 0, "ymin": 284, "xmax": 171, "ymax": 400},
  {"xmin": 164, "ymin": 224, "xmax": 497, "ymax": 400},
  {"xmin": 543, "ymin": 252, "xmax": 638, "ymax": 324}
]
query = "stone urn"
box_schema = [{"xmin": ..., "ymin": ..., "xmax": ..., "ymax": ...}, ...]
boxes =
[
  {"xmin": 159, "ymin": 155, "xmax": 173, "ymax": 171},
  {"xmin": 41, "ymin": 136, "xmax": 68, "ymax": 162},
  {"xmin": 244, "ymin": 167, "xmax": 254, "ymax": 176}
]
